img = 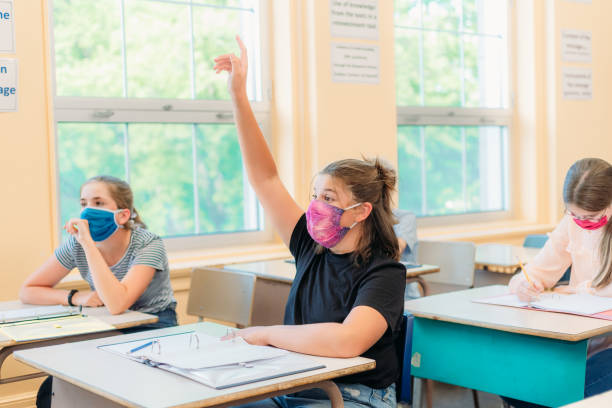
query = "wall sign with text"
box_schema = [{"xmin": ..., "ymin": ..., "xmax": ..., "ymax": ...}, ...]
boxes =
[
  {"xmin": 0, "ymin": 0, "xmax": 15, "ymax": 53},
  {"xmin": 0, "ymin": 58, "xmax": 18, "ymax": 111}
]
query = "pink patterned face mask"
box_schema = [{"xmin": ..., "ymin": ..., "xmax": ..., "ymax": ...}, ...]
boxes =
[
  {"xmin": 573, "ymin": 215, "xmax": 608, "ymax": 230},
  {"xmin": 306, "ymin": 200, "xmax": 362, "ymax": 248}
]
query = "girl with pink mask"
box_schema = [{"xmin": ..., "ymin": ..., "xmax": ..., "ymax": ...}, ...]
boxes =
[
  {"xmin": 506, "ymin": 158, "xmax": 612, "ymax": 406},
  {"xmin": 214, "ymin": 37, "xmax": 405, "ymax": 408}
]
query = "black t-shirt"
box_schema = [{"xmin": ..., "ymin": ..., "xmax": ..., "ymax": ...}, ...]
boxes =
[{"xmin": 285, "ymin": 214, "xmax": 406, "ymax": 389}]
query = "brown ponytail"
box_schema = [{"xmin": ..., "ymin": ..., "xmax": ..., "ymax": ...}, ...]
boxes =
[
  {"xmin": 563, "ymin": 158, "xmax": 612, "ymax": 288},
  {"xmin": 81, "ymin": 175, "xmax": 147, "ymax": 230},
  {"xmin": 320, "ymin": 157, "xmax": 400, "ymax": 266}
]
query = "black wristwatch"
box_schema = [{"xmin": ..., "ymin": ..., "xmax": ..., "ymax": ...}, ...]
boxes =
[{"xmin": 67, "ymin": 289, "xmax": 79, "ymax": 306}]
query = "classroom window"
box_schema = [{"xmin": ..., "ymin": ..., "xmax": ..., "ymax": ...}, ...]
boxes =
[
  {"xmin": 51, "ymin": 0, "xmax": 270, "ymax": 246},
  {"xmin": 395, "ymin": 0, "xmax": 510, "ymax": 217}
]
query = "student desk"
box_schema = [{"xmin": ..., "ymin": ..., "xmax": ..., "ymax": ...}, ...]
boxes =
[
  {"xmin": 561, "ymin": 389, "xmax": 612, "ymax": 407},
  {"xmin": 0, "ymin": 300, "xmax": 157, "ymax": 384},
  {"xmin": 223, "ymin": 259, "xmax": 440, "ymax": 325},
  {"xmin": 475, "ymin": 244, "xmax": 540, "ymax": 274},
  {"xmin": 14, "ymin": 322, "xmax": 375, "ymax": 408},
  {"xmin": 404, "ymin": 285, "xmax": 612, "ymax": 408}
]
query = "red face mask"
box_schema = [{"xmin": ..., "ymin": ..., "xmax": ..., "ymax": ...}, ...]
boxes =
[{"xmin": 573, "ymin": 215, "xmax": 608, "ymax": 230}]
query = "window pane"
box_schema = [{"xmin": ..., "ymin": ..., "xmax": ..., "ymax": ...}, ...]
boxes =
[
  {"xmin": 394, "ymin": 0, "xmax": 420, "ymax": 27},
  {"xmin": 128, "ymin": 124, "xmax": 195, "ymax": 237},
  {"xmin": 193, "ymin": 2, "xmax": 259, "ymax": 100},
  {"xmin": 395, "ymin": 29, "xmax": 421, "ymax": 106},
  {"xmin": 57, "ymin": 123, "xmax": 126, "ymax": 231},
  {"xmin": 422, "ymin": 0, "xmax": 460, "ymax": 31},
  {"xmin": 424, "ymin": 126, "xmax": 463, "ymax": 214},
  {"xmin": 125, "ymin": 1, "xmax": 192, "ymax": 98},
  {"xmin": 53, "ymin": 0, "xmax": 123, "ymax": 97},
  {"xmin": 195, "ymin": 124, "xmax": 260, "ymax": 234},
  {"xmin": 423, "ymin": 32, "xmax": 461, "ymax": 106},
  {"xmin": 397, "ymin": 126, "xmax": 423, "ymax": 214},
  {"xmin": 463, "ymin": 35, "xmax": 505, "ymax": 108},
  {"xmin": 398, "ymin": 125, "xmax": 507, "ymax": 216}
]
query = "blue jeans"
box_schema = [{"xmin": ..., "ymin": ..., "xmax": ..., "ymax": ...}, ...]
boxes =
[
  {"xmin": 238, "ymin": 383, "xmax": 396, "ymax": 408},
  {"xmin": 119, "ymin": 303, "xmax": 178, "ymax": 334},
  {"xmin": 502, "ymin": 349, "xmax": 612, "ymax": 407}
]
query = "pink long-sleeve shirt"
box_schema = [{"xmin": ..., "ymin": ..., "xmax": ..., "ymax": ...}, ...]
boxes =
[
  {"xmin": 509, "ymin": 214, "xmax": 612, "ymax": 356},
  {"xmin": 509, "ymin": 214, "xmax": 612, "ymax": 296}
]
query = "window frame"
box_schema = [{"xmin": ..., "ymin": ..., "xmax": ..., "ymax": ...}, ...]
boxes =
[
  {"xmin": 49, "ymin": 0, "xmax": 275, "ymax": 250},
  {"xmin": 394, "ymin": 0, "xmax": 514, "ymax": 224}
]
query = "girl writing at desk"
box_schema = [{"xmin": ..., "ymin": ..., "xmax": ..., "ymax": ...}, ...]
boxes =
[
  {"xmin": 214, "ymin": 37, "xmax": 405, "ymax": 408},
  {"xmin": 509, "ymin": 157, "xmax": 612, "ymax": 404}
]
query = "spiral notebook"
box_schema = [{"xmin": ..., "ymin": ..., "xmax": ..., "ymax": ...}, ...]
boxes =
[{"xmin": 99, "ymin": 331, "xmax": 325, "ymax": 389}]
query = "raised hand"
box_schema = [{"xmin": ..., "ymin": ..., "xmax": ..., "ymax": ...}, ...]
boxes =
[{"xmin": 213, "ymin": 35, "xmax": 248, "ymax": 98}]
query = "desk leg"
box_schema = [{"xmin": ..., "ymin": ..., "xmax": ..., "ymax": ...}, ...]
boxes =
[
  {"xmin": 410, "ymin": 317, "xmax": 587, "ymax": 407},
  {"xmin": 406, "ymin": 277, "xmax": 429, "ymax": 297},
  {"xmin": 52, "ymin": 377, "xmax": 124, "ymax": 408}
]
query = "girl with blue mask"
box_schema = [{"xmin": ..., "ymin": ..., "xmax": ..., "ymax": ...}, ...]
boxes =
[
  {"xmin": 21, "ymin": 175, "xmax": 178, "ymax": 408},
  {"xmin": 214, "ymin": 37, "xmax": 405, "ymax": 408}
]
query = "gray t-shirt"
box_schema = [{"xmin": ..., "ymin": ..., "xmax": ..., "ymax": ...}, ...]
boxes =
[{"xmin": 55, "ymin": 228, "xmax": 175, "ymax": 313}]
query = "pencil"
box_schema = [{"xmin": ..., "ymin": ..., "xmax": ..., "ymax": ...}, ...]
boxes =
[{"xmin": 517, "ymin": 258, "xmax": 533, "ymax": 286}]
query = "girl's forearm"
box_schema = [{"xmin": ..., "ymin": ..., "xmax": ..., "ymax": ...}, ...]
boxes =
[
  {"xmin": 19, "ymin": 286, "xmax": 71, "ymax": 306},
  {"xmin": 81, "ymin": 242, "xmax": 128, "ymax": 314},
  {"xmin": 265, "ymin": 323, "xmax": 364, "ymax": 358}
]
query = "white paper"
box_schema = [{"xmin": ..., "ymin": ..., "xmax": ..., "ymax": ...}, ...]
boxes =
[
  {"xmin": 561, "ymin": 30, "xmax": 592, "ymax": 62},
  {"xmin": 0, "ymin": 0, "xmax": 15, "ymax": 53},
  {"xmin": 330, "ymin": 0, "xmax": 378, "ymax": 40},
  {"xmin": 100, "ymin": 331, "xmax": 325, "ymax": 389},
  {"xmin": 562, "ymin": 67, "xmax": 592, "ymax": 100},
  {"xmin": 331, "ymin": 43, "xmax": 379, "ymax": 84},
  {"xmin": 0, "ymin": 58, "xmax": 17, "ymax": 111},
  {"xmin": 474, "ymin": 292, "xmax": 612, "ymax": 315}
]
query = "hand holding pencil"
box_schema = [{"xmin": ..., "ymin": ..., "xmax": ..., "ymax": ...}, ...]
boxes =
[{"xmin": 515, "ymin": 258, "xmax": 544, "ymax": 302}]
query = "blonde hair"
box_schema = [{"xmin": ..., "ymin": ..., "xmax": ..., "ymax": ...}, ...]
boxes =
[
  {"xmin": 563, "ymin": 158, "xmax": 612, "ymax": 288},
  {"xmin": 319, "ymin": 157, "xmax": 400, "ymax": 266},
  {"xmin": 81, "ymin": 175, "xmax": 147, "ymax": 230}
]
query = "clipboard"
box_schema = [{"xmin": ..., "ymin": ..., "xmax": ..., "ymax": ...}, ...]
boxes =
[{"xmin": 98, "ymin": 331, "xmax": 326, "ymax": 389}]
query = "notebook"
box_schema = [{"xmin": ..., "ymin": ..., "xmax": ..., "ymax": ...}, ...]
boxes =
[
  {"xmin": 0, "ymin": 305, "xmax": 82, "ymax": 324},
  {"xmin": 474, "ymin": 292, "xmax": 612, "ymax": 318},
  {"xmin": 99, "ymin": 331, "xmax": 326, "ymax": 389},
  {"xmin": 0, "ymin": 314, "xmax": 114, "ymax": 341}
]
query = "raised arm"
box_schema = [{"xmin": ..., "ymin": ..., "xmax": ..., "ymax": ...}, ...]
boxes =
[{"xmin": 214, "ymin": 36, "xmax": 302, "ymax": 246}]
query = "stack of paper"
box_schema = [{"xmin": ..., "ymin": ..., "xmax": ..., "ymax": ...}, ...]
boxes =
[
  {"xmin": 100, "ymin": 331, "xmax": 325, "ymax": 389},
  {"xmin": 0, "ymin": 315, "xmax": 114, "ymax": 341}
]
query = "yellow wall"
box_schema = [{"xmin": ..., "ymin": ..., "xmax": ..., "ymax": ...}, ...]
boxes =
[{"xmin": 2, "ymin": 0, "xmax": 612, "ymax": 404}]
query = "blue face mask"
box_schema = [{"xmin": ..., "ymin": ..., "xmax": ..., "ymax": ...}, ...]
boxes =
[{"xmin": 80, "ymin": 207, "xmax": 124, "ymax": 242}]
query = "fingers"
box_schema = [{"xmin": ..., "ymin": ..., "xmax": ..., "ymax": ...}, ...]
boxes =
[{"xmin": 236, "ymin": 35, "xmax": 248, "ymax": 67}]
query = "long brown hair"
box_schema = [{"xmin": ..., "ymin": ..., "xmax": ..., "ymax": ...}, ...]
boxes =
[
  {"xmin": 81, "ymin": 175, "xmax": 147, "ymax": 230},
  {"xmin": 319, "ymin": 157, "xmax": 400, "ymax": 266},
  {"xmin": 563, "ymin": 158, "xmax": 612, "ymax": 288}
]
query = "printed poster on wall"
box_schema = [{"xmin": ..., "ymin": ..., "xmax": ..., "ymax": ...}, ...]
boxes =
[
  {"xmin": 561, "ymin": 30, "xmax": 592, "ymax": 62},
  {"xmin": 562, "ymin": 67, "xmax": 592, "ymax": 100},
  {"xmin": 331, "ymin": 43, "xmax": 379, "ymax": 84},
  {"xmin": 0, "ymin": 58, "xmax": 18, "ymax": 111},
  {"xmin": 0, "ymin": 0, "xmax": 15, "ymax": 53},
  {"xmin": 330, "ymin": 0, "xmax": 378, "ymax": 40}
]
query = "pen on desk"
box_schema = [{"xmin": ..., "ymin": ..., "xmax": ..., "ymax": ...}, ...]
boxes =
[{"xmin": 129, "ymin": 340, "xmax": 154, "ymax": 354}]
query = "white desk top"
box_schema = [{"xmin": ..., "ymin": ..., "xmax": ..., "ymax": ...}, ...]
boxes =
[
  {"xmin": 225, "ymin": 259, "xmax": 440, "ymax": 282},
  {"xmin": 404, "ymin": 285, "xmax": 612, "ymax": 341},
  {"xmin": 475, "ymin": 244, "xmax": 540, "ymax": 268},
  {"xmin": 14, "ymin": 322, "xmax": 375, "ymax": 408},
  {"xmin": 0, "ymin": 301, "xmax": 157, "ymax": 347},
  {"xmin": 561, "ymin": 390, "xmax": 612, "ymax": 407}
]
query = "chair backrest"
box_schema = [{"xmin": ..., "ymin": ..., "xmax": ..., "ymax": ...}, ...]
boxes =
[
  {"xmin": 523, "ymin": 234, "xmax": 548, "ymax": 249},
  {"xmin": 396, "ymin": 313, "xmax": 414, "ymax": 403},
  {"xmin": 417, "ymin": 240, "xmax": 476, "ymax": 286},
  {"xmin": 187, "ymin": 267, "xmax": 256, "ymax": 327}
]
